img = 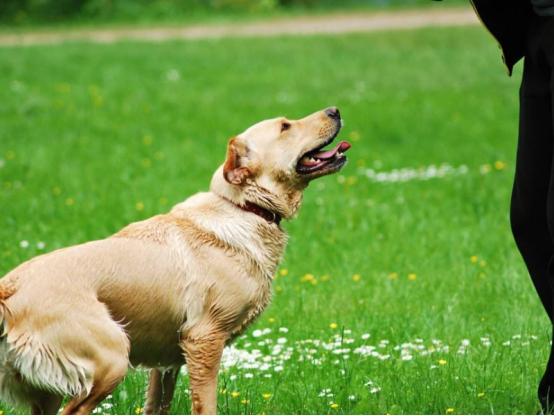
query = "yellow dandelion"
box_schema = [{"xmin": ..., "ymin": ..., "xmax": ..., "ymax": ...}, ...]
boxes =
[
  {"xmin": 231, "ymin": 391, "xmax": 240, "ymax": 398},
  {"xmin": 276, "ymin": 285, "xmax": 283, "ymax": 292},
  {"xmin": 56, "ymin": 83, "xmax": 72, "ymax": 93},
  {"xmin": 268, "ymin": 317, "xmax": 275, "ymax": 323},
  {"xmin": 408, "ymin": 273, "xmax": 417, "ymax": 281},
  {"xmin": 480, "ymin": 164, "xmax": 491, "ymax": 174},
  {"xmin": 220, "ymin": 388, "xmax": 226, "ymax": 394},
  {"xmin": 142, "ymin": 135, "xmax": 153, "ymax": 146},
  {"xmin": 477, "ymin": 392, "xmax": 485, "ymax": 398},
  {"xmin": 329, "ymin": 322, "xmax": 338, "ymax": 330},
  {"xmin": 279, "ymin": 268, "xmax": 288, "ymax": 277},
  {"xmin": 346, "ymin": 176, "xmax": 357, "ymax": 186},
  {"xmin": 388, "ymin": 272, "xmax": 398, "ymax": 280},
  {"xmin": 348, "ymin": 131, "xmax": 361, "ymax": 142},
  {"xmin": 240, "ymin": 399, "xmax": 249, "ymax": 405},
  {"xmin": 134, "ymin": 407, "xmax": 143, "ymax": 414},
  {"xmin": 438, "ymin": 359, "xmax": 447, "ymax": 365},
  {"xmin": 310, "ymin": 278, "xmax": 318, "ymax": 285},
  {"xmin": 301, "ymin": 273, "xmax": 315, "ymax": 282},
  {"xmin": 330, "ymin": 403, "xmax": 339, "ymax": 409},
  {"xmin": 135, "ymin": 201, "xmax": 144, "ymax": 211},
  {"xmin": 446, "ymin": 408, "xmax": 455, "ymax": 414},
  {"xmin": 494, "ymin": 161, "xmax": 506, "ymax": 170},
  {"xmin": 262, "ymin": 393, "xmax": 272, "ymax": 400},
  {"xmin": 65, "ymin": 197, "xmax": 75, "ymax": 206},
  {"xmin": 352, "ymin": 274, "xmax": 361, "ymax": 282},
  {"xmin": 470, "ymin": 255, "xmax": 478, "ymax": 264},
  {"xmin": 479, "ymin": 260, "xmax": 487, "ymax": 267}
]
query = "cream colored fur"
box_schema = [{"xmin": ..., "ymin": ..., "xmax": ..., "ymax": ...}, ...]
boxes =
[{"xmin": 0, "ymin": 108, "xmax": 345, "ymax": 415}]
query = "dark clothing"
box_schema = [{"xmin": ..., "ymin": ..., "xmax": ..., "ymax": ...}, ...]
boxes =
[
  {"xmin": 509, "ymin": 14, "xmax": 554, "ymax": 409},
  {"xmin": 470, "ymin": 0, "xmax": 533, "ymax": 75},
  {"xmin": 532, "ymin": 0, "xmax": 554, "ymax": 16}
]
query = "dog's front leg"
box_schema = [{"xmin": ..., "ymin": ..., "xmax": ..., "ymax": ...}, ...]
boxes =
[
  {"xmin": 144, "ymin": 369, "xmax": 163, "ymax": 414},
  {"xmin": 144, "ymin": 367, "xmax": 180, "ymax": 415},
  {"xmin": 181, "ymin": 332, "xmax": 227, "ymax": 415}
]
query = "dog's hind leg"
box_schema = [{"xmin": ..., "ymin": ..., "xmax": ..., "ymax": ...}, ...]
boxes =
[
  {"xmin": 61, "ymin": 355, "xmax": 128, "ymax": 415},
  {"xmin": 144, "ymin": 367, "xmax": 180, "ymax": 415}
]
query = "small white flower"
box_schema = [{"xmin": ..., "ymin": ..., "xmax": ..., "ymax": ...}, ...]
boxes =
[
  {"xmin": 244, "ymin": 373, "xmax": 253, "ymax": 379},
  {"xmin": 361, "ymin": 333, "xmax": 370, "ymax": 340},
  {"xmin": 19, "ymin": 240, "xmax": 29, "ymax": 249},
  {"xmin": 36, "ymin": 241, "xmax": 46, "ymax": 250},
  {"xmin": 229, "ymin": 374, "xmax": 237, "ymax": 381},
  {"xmin": 252, "ymin": 329, "xmax": 263, "ymax": 338},
  {"xmin": 369, "ymin": 386, "xmax": 381, "ymax": 394},
  {"xmin": 166, "ymin": 69, "xmax": 180, "ymax": 82},
  {"xmin": 277, "ymin": 337, "xmax": 287, "ymax": 344},
  {"xmin": 279, "ymin": 327, "xmax": 289, "ymax": 333},
  {"xmin": 274, "ymin": 365, "xmax": 283, "ymax": 372},
  {"xmin": 348, "ymin": 395, "xmax": 356, "ymax": 401}
]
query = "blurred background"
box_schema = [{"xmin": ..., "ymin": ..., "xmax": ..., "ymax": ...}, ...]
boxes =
[{"xmin": 0, "ymin": 0, "xmax": 464, "ymax": 26}]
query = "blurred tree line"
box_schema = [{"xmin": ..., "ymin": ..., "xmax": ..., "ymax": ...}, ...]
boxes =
[{"xmin": 0, "ymin": 0, "xmax": 435, "ymax": 25}]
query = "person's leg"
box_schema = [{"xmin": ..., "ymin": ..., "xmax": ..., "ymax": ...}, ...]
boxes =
[
  {"xmin": 510, "ymin": 16, "xmax": 554, "ymax": 412},
  {"xmin": 511, "ymin": 34, "xmax": 554, "ymax": 324},
  {"xmin": 540, "ymin": 17, "xmax": 554, "ymax": 413}
]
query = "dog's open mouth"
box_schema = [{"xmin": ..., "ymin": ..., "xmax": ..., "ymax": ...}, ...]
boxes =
[{"xmin": 296, "ymin": 140, "xmax": 351, "ymax": 177}]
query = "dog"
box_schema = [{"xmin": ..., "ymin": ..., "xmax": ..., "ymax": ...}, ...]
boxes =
[{"xmin": 0, "ymin": 107, "xmax": 351, "ymax": 415}]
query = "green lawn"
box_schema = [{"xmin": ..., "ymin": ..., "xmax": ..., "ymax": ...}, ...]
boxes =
[{"xmin": 0, "ymin": 26, "xmax": 547, "ymax": 414}]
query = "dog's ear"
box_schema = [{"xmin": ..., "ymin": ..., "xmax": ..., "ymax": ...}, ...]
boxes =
[{"xmin": 223, "ymin": 137, "xmax": 252, "ymax": 185}]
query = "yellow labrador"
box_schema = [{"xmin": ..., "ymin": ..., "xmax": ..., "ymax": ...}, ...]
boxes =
[{"xmin": 0, "ymin": 107, "xmax": 351, "ymax": 415}]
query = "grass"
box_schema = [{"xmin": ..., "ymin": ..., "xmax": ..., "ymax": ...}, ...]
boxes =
[{"xmin": 0, "ymin": 25, "xmax": 547, "ymax": 414}]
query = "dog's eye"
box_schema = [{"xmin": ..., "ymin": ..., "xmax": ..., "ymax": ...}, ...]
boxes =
[{"xmin": 281, "ymin": 122, "xmax": 291, "ymax": 132}]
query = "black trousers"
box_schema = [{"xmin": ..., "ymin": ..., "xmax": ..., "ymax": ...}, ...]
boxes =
[{"xmin": 510, "ymin": 14, "xmax": 554, "ymax": 410}]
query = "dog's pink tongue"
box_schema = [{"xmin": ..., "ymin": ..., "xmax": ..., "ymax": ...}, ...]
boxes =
[{"xmin": 312, "ymin": 141, "xmax": 351, "ymax": 159}]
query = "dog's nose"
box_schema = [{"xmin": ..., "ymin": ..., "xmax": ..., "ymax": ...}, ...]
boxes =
[{"xmin": 325, "ymin": 107, "xmax": 341, "ymax": 120}]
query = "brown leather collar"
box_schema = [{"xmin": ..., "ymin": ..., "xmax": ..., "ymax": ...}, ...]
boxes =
[{"xmin": 222, "ymin": 197, "xmax": 281, "ymax": 225}]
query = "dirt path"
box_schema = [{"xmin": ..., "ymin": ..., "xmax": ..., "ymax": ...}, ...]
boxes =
[{"xmin": 0, "ymin": 7, "xmax": 478, "ymax": 47}]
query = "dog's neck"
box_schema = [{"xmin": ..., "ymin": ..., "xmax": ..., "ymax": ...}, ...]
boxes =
[
  {"xmin": 210, "ymin": 165, "xmax": 298, "ymax": 221},
  {"xmin": 220, "ymin": 196, "xmax": 282, "ymax": 225}
]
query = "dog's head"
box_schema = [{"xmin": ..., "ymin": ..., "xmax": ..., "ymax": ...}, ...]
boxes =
[{"xmin": 211, "ymin": 107, "xmax": 351, "ymax": 220}]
